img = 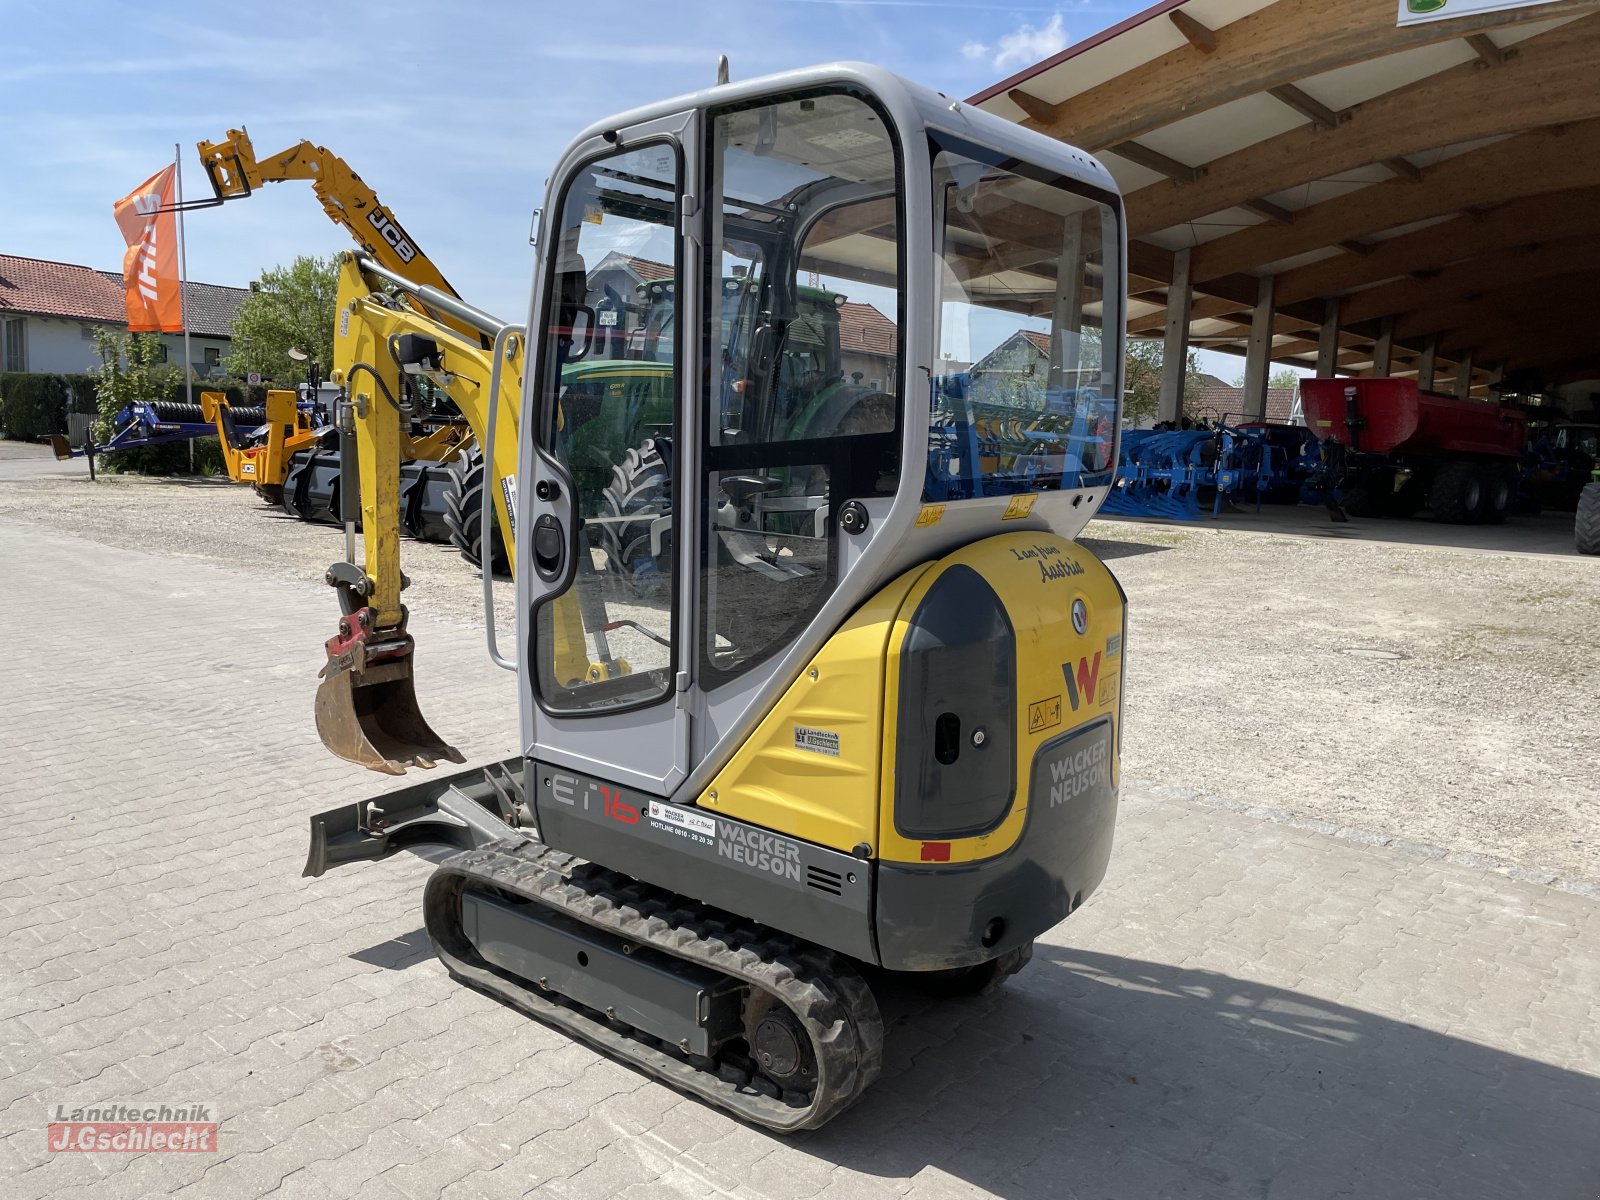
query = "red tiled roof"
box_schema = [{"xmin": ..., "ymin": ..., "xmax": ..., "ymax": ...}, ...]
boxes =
[
  {"xmin": 1191, "ymin": 385, "xmax": 1299, "ymax": 424},
  {"xmin": 0, "ymin": 254, "xmax": 125, "ymax": 322},
  {"xmin": 838, "ymin": 301, "xmax": 896, "ymax": 357},
  {"xmin": 0, "ymin": 254, "xmax": 247, "ymax": 338},
  {"xmin": 616, "ymin": 255, "xmax": 673, "ymax": 282},
  {"xmin": 101, "ymin": 273, "xmax": 248, "ymax": 339},
  {"xmin": 1021, "ymin": 329, "xmax": 1052, "ymax": 355}
]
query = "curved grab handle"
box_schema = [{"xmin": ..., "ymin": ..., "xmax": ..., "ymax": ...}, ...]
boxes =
[{"xmin": 482, "ymin": 323, "xmax": 526, "ymax": 672}]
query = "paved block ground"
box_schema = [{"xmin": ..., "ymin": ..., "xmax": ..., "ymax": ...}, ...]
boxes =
[{"xmin": 2, "ymin": 516, "xmax": 1597, "ymax": 1199}]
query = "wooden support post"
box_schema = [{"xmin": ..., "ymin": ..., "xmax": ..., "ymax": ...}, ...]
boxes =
[
  {"xmin": 1048, "ymin": 213, "xmax": 1086, "ymax": 395},
  {"xmin": 1243, "ymin": 274, "xmax": 1276, "ymax": 420},
  {"xmin": 1418, "ymin": 336, "xmax": 1438, "ymax": 392},
  {"xmin": 1371, "ymin": 316, "xmax": 1395, "ymax": 376},
  {"xmin": 1455, "ymin": 350, "xmax": 1475, "ymax": 399},
  {"xmin": 1315, "ymin": 297, "xmax": 1341, "ymax": 376},
  {"xmin": 1157, "ymin": 249, "xmax": 1193, "ymax": 425}
]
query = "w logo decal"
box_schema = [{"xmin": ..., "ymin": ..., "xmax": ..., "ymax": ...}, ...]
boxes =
[{"xmin": 1062, "ymin": 653, "xmax": 1102, "ymax": 710}]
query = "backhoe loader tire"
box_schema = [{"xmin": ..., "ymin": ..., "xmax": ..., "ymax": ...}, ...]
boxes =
[
  {"xmin": 253, "ymin": 482, "xmax": 285, "ymax": 507},
  {"xmin": 598, "ymin": 440, "xmax": 671, "ymax": 600},
  {"xmin": 1476, "ymin": 464, "xmax": 1514, "ymax": 526},
  {"xmin": 442, "ymin": 449, "xmax": 509, "ymax": 577},
  {"xmin": 1577, "ymin": 482, "xmax": 1600, "ymax": 555},
  {"xmin": 1429, "ymin": 461, "xmax": 1485, "ymax": 525}
]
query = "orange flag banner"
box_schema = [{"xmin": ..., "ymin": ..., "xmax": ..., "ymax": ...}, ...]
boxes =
[{"xmin": 113, "ymin": 165, "xmax": 183, "ymax": 332}]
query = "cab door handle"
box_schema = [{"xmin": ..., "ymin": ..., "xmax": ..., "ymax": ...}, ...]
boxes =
[{"xmin": 533, "ymin": 514, "xmax": 566, "ymax": 581}]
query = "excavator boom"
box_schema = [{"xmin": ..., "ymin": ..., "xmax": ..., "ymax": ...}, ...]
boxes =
[{"xmin": 196, "ymin": 128, "xmax": 486, "ymax": 346}]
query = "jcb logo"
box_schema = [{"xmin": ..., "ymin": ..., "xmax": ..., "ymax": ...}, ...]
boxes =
[
  {"xmin": 1062, "ymin": 652, "xmax": 1102, "ymax": 710},
  {"xmin": 367, "ymin": 208, "xmax": 418, "ymax": 264}
]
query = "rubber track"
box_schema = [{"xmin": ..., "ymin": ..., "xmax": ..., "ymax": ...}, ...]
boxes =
[{"xmin": 423, "ymin": 838, "xmax": 883, "ymax": 1132}]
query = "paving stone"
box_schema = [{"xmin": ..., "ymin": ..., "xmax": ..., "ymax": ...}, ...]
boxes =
[{"xmin": 5, "ymin": 517, "xmax": 1600, "ymax": 1200}]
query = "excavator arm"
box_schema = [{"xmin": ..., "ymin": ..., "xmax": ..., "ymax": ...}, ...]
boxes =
[
  {"xmin": 196, "ymin": 129, "xmax": 488, "ymax": 347},
  {"xmin": 312, "ymin": 251, "xmax": 594, "ymax": 774}
]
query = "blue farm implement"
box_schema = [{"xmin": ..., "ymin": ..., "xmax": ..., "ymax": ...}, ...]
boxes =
[
  {"xmin": 51, "ymin": 400, "xmax": 273, "ymax": 460},
  {"xmin": 1102, "ymin": 422, "xmax": 1319, "ymax": 520}
]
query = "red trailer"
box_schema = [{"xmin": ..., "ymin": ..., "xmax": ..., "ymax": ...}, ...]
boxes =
[{"xmin": 1299, "ymin": 378, "xmax": 1525, "ymax": 524}]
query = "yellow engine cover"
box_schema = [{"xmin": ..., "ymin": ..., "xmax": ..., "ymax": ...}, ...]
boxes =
[{"xmin": 696, "ymin": 532, "xmax": 1124, "ymax": 863}]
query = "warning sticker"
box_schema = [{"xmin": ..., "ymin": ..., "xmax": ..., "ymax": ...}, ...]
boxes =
[
  {"xmin": 500, "ymin": 476, "xmax": 519, "ymax": 535},
  {"xmin": 1097, "ymin": 672, "xmax": 1119, "ymax": 709},
  {"xmin": 916, "ymin": 504, "xmax": 946, "ymax": 527},
  {"xmin": 1028, "ymin": 695, "xmax": 1063, "ymax": 734},
  {"xmin": 794, "ymin": 726, "xmax": 841, "ymax": 757},
  {"xmin": 1003, "ymin": 493, "xmax": 1038, "ymax": 520},
  {"xmin": 648, "ymin": 801, "xmax": 716, "ymax": 839}
]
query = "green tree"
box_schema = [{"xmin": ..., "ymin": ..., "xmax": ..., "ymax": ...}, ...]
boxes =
[
  {"xmin": 1123, "ymin": 340, "xmax": 1209, "ymax": 426},
  {"xmin": 1231, "ymin": 367, "xmax": 1304, "ymax": 390},
  {"xmin": 91, "ymin": 330, "xmax": 179, "ymax": 439},
  {"xmin": 90, "ymin": 329, "xmax": 226, "ymax": 474},
  {"xmin": 226, "ymin": 254, "xmax": 338, "ymax": 384}
]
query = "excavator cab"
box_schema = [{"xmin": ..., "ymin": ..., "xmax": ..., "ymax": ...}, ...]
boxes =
[
  {"xmin": 515, "ymin": 67, "xmax": 1122, "ymax": 785},
  {"xmin": 308, "ymin": 63, "xmax": 1126, "ymax": 1130}
]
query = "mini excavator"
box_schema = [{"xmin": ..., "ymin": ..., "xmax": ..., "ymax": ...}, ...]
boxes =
[{"xmin": 300, "ymin": 63, "xmax": 1128, "ymax": 1130}]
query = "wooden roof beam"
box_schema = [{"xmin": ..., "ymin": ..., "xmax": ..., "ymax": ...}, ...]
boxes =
[
  {"xmin": 1272, "ymin": 186, "xmax": 1600, "ymax": 306},
  {"xmin": 1267, "ymin": 84, "xmax": 1344, "ymax": 131},
  {"xmin": 1339, "ymin": 235, "xmax": 1600, "ymax": 325},
  {"xmin": 1241, "ymin": 197, "xmax": 1295, "ymax": 225},
  {"xmin": 1126, "ymin": 294, "xmax": 1247, "ymax": 335},
  {"xmin": 1017, "ymin": 0, "xmax": 1600, "ymax": 151},
  {"xmin": 1006, "ymin": 88, "xmax": 1059, "ymax": 125},
  {"xmin": 1124, "ymin": 16, "xmax": 1600, "ymax": 237},
  {"xmin": 1108, "ymin": 140, "xmax": 1203, "ymax": 184},
  {"xmin": 1168, "ymin": 9, "xmax": 1218, "ymax": 54},
  {"xmin": 1383, "ymin": 157, "xmax": 1424, "ymax": 183},
  {"xmin": 1189, "ymin": 120, "xmax": 1600, "ymax": 283},
  {"xmin": 1394, "ymin": 272, "xmax": 1598, "ymax": 341},
  {"xmin": 1466, "ymin": 33, "xmax": 1508, "ymax": 67}
]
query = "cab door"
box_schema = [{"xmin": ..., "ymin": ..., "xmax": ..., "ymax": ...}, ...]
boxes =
[{"xmin": 517, "ymin": 113, "xmax": 702, "ymax": 796}]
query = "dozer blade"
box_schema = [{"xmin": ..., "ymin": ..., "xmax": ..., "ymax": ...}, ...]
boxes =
[{"xmin": 315, "ymin": 610, "xmax": 465, "ymax": 775}]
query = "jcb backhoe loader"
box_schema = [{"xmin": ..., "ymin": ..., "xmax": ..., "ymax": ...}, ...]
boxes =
[
  {"xmin": 188, "ymin": 129, "xmax": 484, "ymax": 548},
  {"xmin": 301, "ymin": 63, "xmax": 1128, "ymax": 1130}
]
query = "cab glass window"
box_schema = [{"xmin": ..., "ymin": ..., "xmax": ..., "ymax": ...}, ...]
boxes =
[
  {"xmin": 701, "ymin": 89, "xmax": 903, "ymax": 683},
  {"xmin": 927, "ymin": 136, "xmax": 1120, "ymax": 501}
]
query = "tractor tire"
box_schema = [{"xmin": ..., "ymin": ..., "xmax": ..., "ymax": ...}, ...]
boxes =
[
  {"xmin": 1429, "ymin": 461, "xmax": 1485, "ymax": 525},
  {"xmin": 442, "ymin": 449, "xmax": 509, "ymax": 577},
  {"xmin": 1577, "ymin": 482, "xmax": 1600, "ymax": 555},
  {"xmin": 1340, "ymin": 468, "xmax": 1393, "ymax": 518},
  {"xmin": 1476, "ymin": 464, "xmax": 1515, "ymax": 526},
  {"xmin": 1389, "ymin": 475, "xmax": 1427, "ymax": 519},
  {"xmin": 598, "ymin": 440, "xmax": 672, "ymax": 601}
]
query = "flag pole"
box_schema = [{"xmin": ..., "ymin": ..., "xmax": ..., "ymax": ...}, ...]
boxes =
[{"xmin": 174, "ymin": 142, "xmax": 195, "ymax": 470}]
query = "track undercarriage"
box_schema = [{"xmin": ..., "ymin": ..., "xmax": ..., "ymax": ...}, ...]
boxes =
[{"xmin": 426, "ymin": 839, "xmax": 884, "ymax": 1131}]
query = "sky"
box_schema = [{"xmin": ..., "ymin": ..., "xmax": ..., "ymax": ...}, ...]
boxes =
[{"xmin": 1, "ymin": 0, "xmax": 1267, "ymax": 376}]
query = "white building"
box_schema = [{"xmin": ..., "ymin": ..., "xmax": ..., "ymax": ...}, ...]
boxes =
[{"xmin": 0, "ymin": 253, "xmax": 246, "ymax": 377}]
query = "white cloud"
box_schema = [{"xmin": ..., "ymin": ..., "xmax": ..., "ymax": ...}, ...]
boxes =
[{"xmin": 965, "ymin": 12, "xmax": 1069, "ymax": 71}]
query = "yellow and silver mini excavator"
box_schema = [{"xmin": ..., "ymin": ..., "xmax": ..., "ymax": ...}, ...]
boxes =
[{"xmin": 302, "ymin": 62, "xmax": 1128, "ymax": 1131}]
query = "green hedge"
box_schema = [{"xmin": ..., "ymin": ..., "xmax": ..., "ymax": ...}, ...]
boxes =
[{"xmin": 0, "ymin": 373, "xmax": 100, "ymax": 440}]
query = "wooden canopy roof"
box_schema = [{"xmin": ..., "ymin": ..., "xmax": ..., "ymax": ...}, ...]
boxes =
[{"xmin": 970, "ymin": 0, "xmax": 1600, "ymax": 393}]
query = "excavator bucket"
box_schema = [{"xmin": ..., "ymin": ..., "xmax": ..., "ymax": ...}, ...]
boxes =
[{"xmin": 315, "ymin": 609, "xmax": 465, "ymax": 776}]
